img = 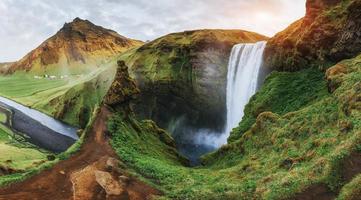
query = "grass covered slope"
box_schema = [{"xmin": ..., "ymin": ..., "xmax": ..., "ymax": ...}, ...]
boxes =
[
  {"xmin": 108, "ymin": 53, "xmax": 361, "ymax": 200},
  {"xmin": 204, "ymin": 55, "xmax": 361, "ymax": 198},
  {"xmin": 0, "ymin": 63, "xmax": 116, "ymax": 127},
  {"xmin": 228, "ymin": 68, "xmax": 329, "ymax": 142}
]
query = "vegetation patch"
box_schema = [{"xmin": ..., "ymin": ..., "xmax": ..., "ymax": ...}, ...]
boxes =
[
  {"xmin": 109, "ymin": 53, "xmax": 361, "ymax": 199},
  {"xmin": 228, "ymin": 67, "xmax": 329, "ymax": 142}
]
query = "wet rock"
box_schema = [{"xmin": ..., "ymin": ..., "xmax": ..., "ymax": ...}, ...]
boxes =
[{"xmin": 95, "ymin": 170, "xmax": 124, "ymax": 196}]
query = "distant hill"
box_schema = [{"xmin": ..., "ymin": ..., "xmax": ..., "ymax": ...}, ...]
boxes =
[{"xmin": 7, "ymin": 17, "xmax": 143, "ymax": 74}]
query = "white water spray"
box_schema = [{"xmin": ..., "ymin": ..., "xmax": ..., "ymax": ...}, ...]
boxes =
[
  {"xmin": 175, "ymin": 41, "xmax": 267, "ymax": 162},
  {"xmin": 220, "ymin": 41, "xmax": 267, "ymax": 144}
]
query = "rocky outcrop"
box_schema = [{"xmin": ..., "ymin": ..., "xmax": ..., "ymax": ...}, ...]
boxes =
[
  {"xmin": 122, "ymin": 29, "xmax": 268, "ymax": 136},
  {"xmin": 7, "ymin": 18, "xmax": 143, "ymax": 73},
  {"xmin": 103, "ymin": 60, "xmax": 139, "ymax": 107},
  {"xmin": 265, "ymin": 0, "xmax": 361, "ymax": 71},
  {"xmin": 94, "ymin": 170, "xmax": 124, "ymax": 196}
]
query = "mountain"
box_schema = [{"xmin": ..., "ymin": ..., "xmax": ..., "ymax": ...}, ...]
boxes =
[
  {"xmin": 7, "ymin": 17, "xmax": 143, "ymax": 74},
  {"xmin": 0, "ymin": 18, "xmax": 143, "ymax": 128},
  {"xmin": 265, "ymin": 0, "xmax": 361, "ymax": 71},
  {"xmin": 119, "ymin": 29, "xmax": 268, "ymax": 145}
]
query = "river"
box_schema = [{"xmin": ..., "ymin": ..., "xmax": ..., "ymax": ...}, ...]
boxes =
[{"xmin": 0, "ymin": 96, "xmax": 78, "ymax": 153}]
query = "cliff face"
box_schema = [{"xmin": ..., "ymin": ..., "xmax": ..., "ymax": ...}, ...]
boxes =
[
  {"xmin": 8, "ymin": 18, "xmax": 143, "ymax": 74},
  {"xmin": 120, "ymin": 29, "xmax": 268, "ymax": 135},
  {"xmin": 265, "ymin": 0, "xmax": 361, "ymax": 71},
  {"xmin": 104, "ymin": 60, "xmax": 139, "ymax": 108}
]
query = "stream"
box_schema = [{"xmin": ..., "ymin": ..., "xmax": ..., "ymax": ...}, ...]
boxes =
[{"xmin": 0, "ymin": 96, "xmax": 78, "ymax": 153}]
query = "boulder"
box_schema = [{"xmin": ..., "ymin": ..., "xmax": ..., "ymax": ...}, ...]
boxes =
[{"xmin": 95, "ymin": 170, "xmax": 124, "ymax": 196}]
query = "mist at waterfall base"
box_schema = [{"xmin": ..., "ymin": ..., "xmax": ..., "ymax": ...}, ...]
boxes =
[{"xmin": 169, "ymin": 41, "xmax": 267, "ymax": 165}]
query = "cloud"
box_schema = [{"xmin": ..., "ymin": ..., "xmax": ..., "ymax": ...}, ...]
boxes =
[{"xmin": 0, "ymin": 0, "xmax": 306, "ymax": 62}]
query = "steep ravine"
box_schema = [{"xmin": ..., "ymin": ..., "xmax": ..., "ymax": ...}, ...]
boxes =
[{"xmin": 120, "ymin": 29, "xmax": 268, "ymax": 161}]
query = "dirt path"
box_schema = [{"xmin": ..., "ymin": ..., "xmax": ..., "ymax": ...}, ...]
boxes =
[{"xmin": 0, "ymin": 106, "xmax": 161, "ymax": 200}]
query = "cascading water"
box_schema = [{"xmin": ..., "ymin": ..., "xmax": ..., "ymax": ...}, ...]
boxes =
[
  {"xmin": 174, "ymin": 41, "xmax": 267, "ymax": 164},
  {"xmin": 222, "ymin": 41, "xmax": 267, "ymax": 143}
]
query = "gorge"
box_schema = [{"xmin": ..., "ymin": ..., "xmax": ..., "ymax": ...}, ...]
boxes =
[
  {"xmin": 1, "ymin": 0, "xmax": 361, "ymax": 199},
  {"xmin": 179, "ymin": 41, "xmax": 268, "ymax": 163}
]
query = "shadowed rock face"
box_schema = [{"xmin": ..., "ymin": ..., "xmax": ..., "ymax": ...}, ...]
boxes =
[
  {"xmin": 123, "ymin": 30, "xmax": 268, "ymax": 135},
  {"xmin": 7, "ymin": 18, "xmax": 143, "ymax": 73},
  {"xmin": 265, "ymin": 0, "xmax": 361, "ymax": 71},
  {"xmin": 104, "ymin": 60, "xmax": 139, "ymax": 108}
]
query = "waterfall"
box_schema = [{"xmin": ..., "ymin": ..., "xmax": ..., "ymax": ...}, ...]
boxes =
[
  {"xmin": 222, "ymin": 41, "xmax": 267, "ymax": 143},
  {"xmin": 173, "ymin": 41, "xmax": 267, "ymax": 163}
]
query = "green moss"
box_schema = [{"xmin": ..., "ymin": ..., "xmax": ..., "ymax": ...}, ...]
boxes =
[
  {"xmin": 228, "ymin": 68, "xmax": 329, "ymax": 142},
  {"xmin": 109, "ymin": 53, "xmax": 361, "ymax": 199}
]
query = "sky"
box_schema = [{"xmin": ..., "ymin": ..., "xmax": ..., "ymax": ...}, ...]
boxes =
[{"xmin": 0, "ymin": 0, "xmax": 306, "ymax": 62}]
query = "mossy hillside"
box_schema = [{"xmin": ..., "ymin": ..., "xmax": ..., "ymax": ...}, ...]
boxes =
[
  {"xmin": 0, "ymin": 62, "xmax": 116, "ymax": 127},
  {"xmin": 228, "ymin": 68, "xmax": 329, "ymax": 142},
  {"xmin": 36, "ymin": 63, "xmax": 117, "ymax": 127},
  {"xmin": 120, "ymin": 29, "xmax": 268, "ymax": 132},
  {"xmin": 265, "ymin": 0, "xmax": 361, "ymax": 71},
  {"xmin": 108, "ymin": 52, "xmax": 361, "ymax": 199},
  {"xmin": 109, "ymin": 113, "xmax": 272, "ymax": 200},
  {"xmin": 203, "ymin": 54, "xmax": 361, "ymax": 198}
]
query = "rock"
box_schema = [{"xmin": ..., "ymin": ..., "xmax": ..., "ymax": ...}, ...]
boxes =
[
  {"xmin": 105, "ymin": 157, "xmax": 124, "ymax": 174},
  {"xmin": 95, "ymin": 170, "xmax": 124, "ymax": 196},
  {"xmin": 59, "ymin": 170, "xmax": 66, "ymax": 175},
  {"xmin": 123, "ymin": 30, "xmax": 268, "ymax": 145},
  {"xmin": 103, "ymin": 60, "xmax": 139, "ymax": 107},
  {"xmin": 118, "ymin": 175, "xmax": 130, "ymax": 184},
  {"xmin": 265, "ymin": 0, "xmax": 361, "ymax": 71}
]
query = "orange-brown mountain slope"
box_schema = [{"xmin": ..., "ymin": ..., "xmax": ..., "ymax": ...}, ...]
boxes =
[{"xmin": 7, "ymin": 17, "xmax": 143, "ymax": 74}]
